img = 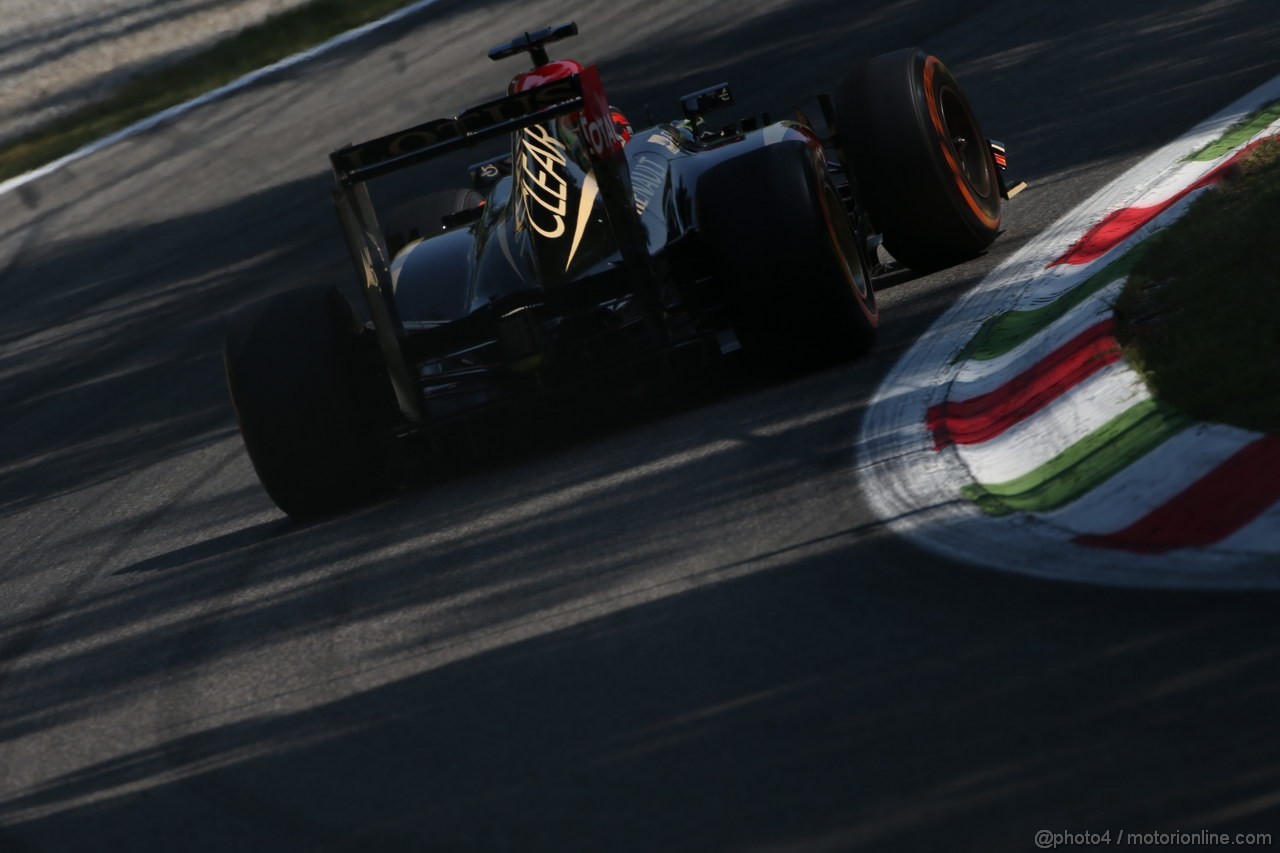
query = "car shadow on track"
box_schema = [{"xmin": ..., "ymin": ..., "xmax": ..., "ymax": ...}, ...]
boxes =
[{"xmin": 4, "ymin": 515, "xmax": 1280, "ymax": 850}]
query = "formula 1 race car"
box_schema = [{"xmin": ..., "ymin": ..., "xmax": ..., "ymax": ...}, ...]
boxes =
[{"xmin": 225, "ymin": 22, "xmax": 1021, "ymax": 519}]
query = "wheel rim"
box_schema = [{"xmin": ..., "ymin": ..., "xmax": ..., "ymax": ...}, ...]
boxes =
[
  {"xmin": 938, "ymin": 85, "xmax": 994, "ymax": 199},
  {"xmin": 819, "ymin": 178, "xmax": 873, "ymax": 305}
]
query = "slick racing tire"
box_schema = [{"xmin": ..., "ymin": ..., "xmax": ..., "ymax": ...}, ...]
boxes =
[
  {"xmin": 224, "ymin": 285, "xmax": 387, "ymax": 520},
  {"xmin": 384, "ymin": 188, "xmax": 484, "ymax": 255},
  {"xmin": 837, "ymin": 48, "xmax": 1001, "ymax": 272},
  {"xmin": 699, "ymin": 138, "xmax": 878, "ymax": 370}
]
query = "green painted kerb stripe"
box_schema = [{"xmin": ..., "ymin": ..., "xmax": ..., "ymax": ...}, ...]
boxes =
[
  {"xmin": 1186, "ymin": 100, "xmax": 1280, "ymax": 162},
  {"xmin": 955, "ymin": 245, "xmax": 1147, "ymax": 364},
  {"xmin": 961, "ymin": 399, "xmax": 1192, "ymax": 516}
]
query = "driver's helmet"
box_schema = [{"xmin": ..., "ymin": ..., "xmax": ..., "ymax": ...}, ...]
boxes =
[{"xmin": 611, "ymin": 106, "xmax": 633, "ymax": 143}]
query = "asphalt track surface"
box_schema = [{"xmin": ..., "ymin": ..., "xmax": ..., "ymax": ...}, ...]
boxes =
[
  {"xmin": 0, "ymin": 0, "xmax": 314, "ymax": 144},
  {"xmin": 2, "ymin": 2, "xmax": 1279, "ymax": 850}
]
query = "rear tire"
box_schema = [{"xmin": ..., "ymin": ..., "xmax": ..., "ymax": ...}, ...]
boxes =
[
  {"xmin": 699, "ymin": 138, "xmax": 878, "ymax": 371},
  {"xmin": 224, "ymin": 285, "xmax": 388, "ymax": 519},
  {"xmin": 837, "ymin": 48, "xmax": 1000, "ymax": 272}
]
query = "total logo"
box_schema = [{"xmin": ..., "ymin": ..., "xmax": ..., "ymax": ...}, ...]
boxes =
[{"xmin": 578, "ymin": 109, "xmax": 621, "ymax": 159}]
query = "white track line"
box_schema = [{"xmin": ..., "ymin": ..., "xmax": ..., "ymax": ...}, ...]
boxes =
[
  {"xmin": 0, "ymin": 0, "xmax": 446, "ymax": 199},
  {"xmin": 1040, "ymin": 423, "xmax": 1262, "ymax": 535},
  {"xmin": 947, "ymin": 281, "xmax": 1121, "ymax": 401},
  {"xmin": 1222, "ymin": 501, "xmax": 1280, "ymax": 553},
  {"xmin": 953, "ymin": 363, "xmax": 1152, "ymax": 485}
]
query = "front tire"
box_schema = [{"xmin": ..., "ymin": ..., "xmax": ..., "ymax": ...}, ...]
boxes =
[
  {"xmin": 698, "ymin": 138, "xmax": 878, "ymax": 372},
  {"xmin": 838, "ymin": 48, "xmax": 1001, "ymax": 272},
  {"xmin": 224, "ymin": 285, "xmax": 388, "ymax": 519}
]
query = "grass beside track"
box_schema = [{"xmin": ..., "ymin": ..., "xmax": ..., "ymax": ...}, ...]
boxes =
[
  {"xmin": 0, "ymin": 0, "xmax": 423, "ymax": 183},
  {"xmin": 1115, "ymin": 136, "xmax": 1280, "ymax": 434}
]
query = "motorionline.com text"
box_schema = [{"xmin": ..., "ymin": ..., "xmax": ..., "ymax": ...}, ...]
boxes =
[{"xmin": 1035, "ymin": 829, "xmax": 1272, "ymax": 848}]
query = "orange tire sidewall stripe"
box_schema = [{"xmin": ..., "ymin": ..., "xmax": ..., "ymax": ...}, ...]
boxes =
[
  {"xmin": 812, "ymin": 148, "xmax": 877, "ymax": 324},
  {"xmin": 922, "ymin": 56, "xmax": 999, "ymax": 230}
]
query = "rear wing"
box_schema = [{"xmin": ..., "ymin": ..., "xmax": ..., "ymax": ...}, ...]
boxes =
[
  {"xmin": 329, "ymin": 68, "xmax": 657, "ymax": 425},
  {"xmin": 330, "ymin": 76, "xmax": 582, "ymax": 185}
]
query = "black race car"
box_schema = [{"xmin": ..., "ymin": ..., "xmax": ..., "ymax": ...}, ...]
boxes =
[{"xmin": 225, "ymin": 22, "xmax": 1021, "ymax": 519}]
